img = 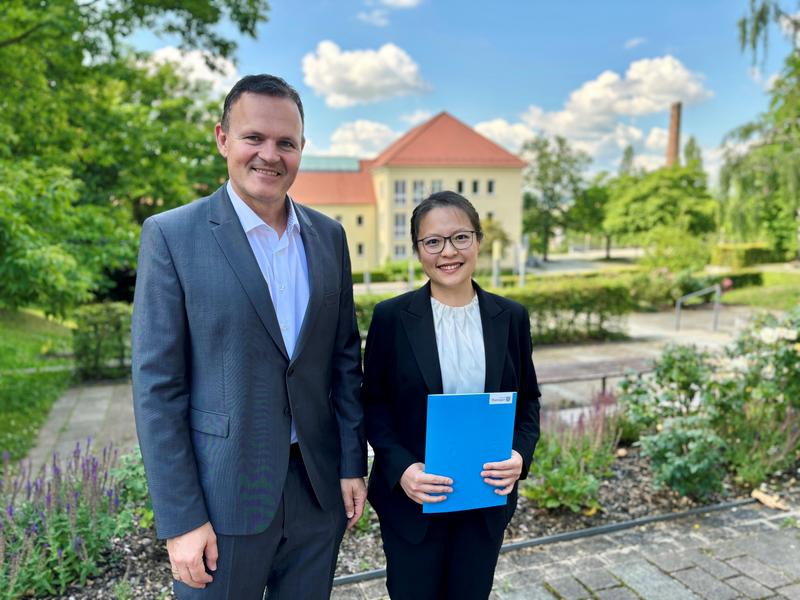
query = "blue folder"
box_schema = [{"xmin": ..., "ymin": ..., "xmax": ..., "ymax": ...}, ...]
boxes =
[{"xmin": 423, "ymin": 392, "xmax": 517, "ymax": 514}]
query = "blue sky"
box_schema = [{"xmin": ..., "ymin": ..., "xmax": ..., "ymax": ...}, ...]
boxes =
[{"xmin": 137, "ymin": 0, "xmax": 794, "ymax": 180}]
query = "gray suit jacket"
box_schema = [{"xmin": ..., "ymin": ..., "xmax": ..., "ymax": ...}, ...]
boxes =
[{"xmin": 132, "ymin": 184, "xmax": 365, "ymax": 540}]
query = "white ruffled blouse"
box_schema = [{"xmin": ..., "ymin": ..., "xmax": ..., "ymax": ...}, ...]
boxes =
[{"xmin": 431, "ymin": 294, "xmax": 486, "ymax": 394}]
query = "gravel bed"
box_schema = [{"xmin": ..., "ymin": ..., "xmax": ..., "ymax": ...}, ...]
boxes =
[{"xmin": 48, "ymin": 448, "xmax": 797, "ymax": 599}]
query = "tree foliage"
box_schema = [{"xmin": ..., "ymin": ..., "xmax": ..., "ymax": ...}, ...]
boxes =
[
  {"xmin": 721, "ymin": 3, "xmax": 800, "ymax": 259},
  {"xmin": 0, "ymin": 0, "xmax": 269, "ymax": 313},
  {"xmin": 604, "ymin": 165, "xmax": 717, "ymax": 243},
  {"xmin": 522, "ymin": 135, "xmax": 590, "ymax": 261}
]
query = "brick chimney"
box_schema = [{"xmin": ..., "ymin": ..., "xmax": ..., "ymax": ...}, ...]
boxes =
[{"xmin": 666, "ymin": 102, "xmax": 682, "ymax": 167}]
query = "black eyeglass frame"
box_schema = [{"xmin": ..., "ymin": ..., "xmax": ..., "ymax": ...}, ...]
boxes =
[{"xmin": 415, "ymin": 230, "xmax": 479, "ymax": 255}]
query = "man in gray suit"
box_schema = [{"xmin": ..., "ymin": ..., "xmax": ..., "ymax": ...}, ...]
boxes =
[{"xmin": 132, "ymin": 74, "xmax": 367, "ymax": 599}]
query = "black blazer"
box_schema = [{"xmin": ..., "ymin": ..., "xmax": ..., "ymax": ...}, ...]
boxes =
[{"xmin": 363, "ymin": 282, "xmax": 541, "ymax": 544}]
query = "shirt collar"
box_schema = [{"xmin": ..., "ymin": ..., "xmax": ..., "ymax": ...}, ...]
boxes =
[{"xmin": 227, "ymin": 181, "xmax": 301, "ymax": 236}]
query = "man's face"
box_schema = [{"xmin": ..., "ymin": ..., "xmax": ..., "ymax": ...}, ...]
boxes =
[{"xmin": 215, "ymin": 93, "xmax": 304, "ymax": 209}]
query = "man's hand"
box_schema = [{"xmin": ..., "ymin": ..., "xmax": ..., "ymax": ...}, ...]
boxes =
[
  {"xmin": 166, "ymin": 521, "xmax": 218, "ymax": 589},
  {"xmin": 481, "ymin": 450, "xmax": 524, "ymax": 496},
  {"xmin": 340, "ymin": 477, "xmax": 367, "ymax": 529},
  {"xmin": 400, "ymin": 463, "xmax": 453, "ymax": 505}
]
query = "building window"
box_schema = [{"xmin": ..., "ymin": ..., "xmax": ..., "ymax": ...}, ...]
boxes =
[
  {"xmin": 394, "ymin": 180, "xmax": 406, "ymax": 206},
  {"xmin": 394, "ymin": 213, "xmax": 406, "ymax": 238},
  {"xmin": 431, "ymin": 179, "xmax": 443, "ymax": 193},
  {"xmin": 472, "ymin": 180, "xmax": 479, "ymax": 194},
  {"xmin": 487, "ymin": 211, "xmax": 494, "ymax": 220},
  {"xmin": 487, "ymin": 179, "xmax": 495, "ymax": 195},
  {"xmin": 334, "ymin": 215, "xmax": 343, "ymax": 223},
  {"xmin": 413, "ymin": 180, "xmax": 425, "ymax": 205},
  {"xmin": 356, "ymin": 215, "xmax": 364, "ymax": 226},
  {"xmin": 357, "ymin": 243, "xmax": 364, "ymax": 257},
  {"xmin": 394, "ymin": 244, "xmax": 407, "ymax": 258},
  {"xmin": 457, "ymin": 180, "xmax": 464, "ymax": 194}
]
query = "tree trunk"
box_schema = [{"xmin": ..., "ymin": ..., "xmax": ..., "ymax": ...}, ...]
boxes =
[{"xmin": 605, "ymin": 235, "xmax": 612, "ymax": 260}]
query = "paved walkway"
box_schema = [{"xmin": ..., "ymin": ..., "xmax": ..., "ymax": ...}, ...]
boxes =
[
  {"xmin": 24, "ymin": 305, "xmax": 764, "ymax": 468},
  {"xmin": 333, "ymin": 498, "xmax": 800, "ymax": 599}
]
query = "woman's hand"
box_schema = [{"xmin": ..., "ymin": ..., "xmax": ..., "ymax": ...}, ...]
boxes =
[
  {"xmin": 481, "ymin": 450, "xmax": 523, "ymax": 496},
  {"xmin": 400, "ymin": 463, "xmax": 453, "ymax": 505}
]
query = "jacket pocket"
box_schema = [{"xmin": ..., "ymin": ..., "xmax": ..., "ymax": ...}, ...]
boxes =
[{"xmin": 189, "ymin": 408, "xmax": 230, "ymax": 438}]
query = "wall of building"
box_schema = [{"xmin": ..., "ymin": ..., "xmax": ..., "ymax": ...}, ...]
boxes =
[
  {"xmin": 371, "ymin": 166, "xmax": 523, "ymax": 267},
  {"xmin": 302, "ymin": 203, "xmax": 377, "ymax": 272}
]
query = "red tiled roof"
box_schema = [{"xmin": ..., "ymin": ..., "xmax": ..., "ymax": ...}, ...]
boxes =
[
  {"xmin": 290, "ymin": 169, "xmax": 376, "ymax": 205},
  {"xmin": 372, "ymin": 112, "xmax": 526, "ymax": 168}
]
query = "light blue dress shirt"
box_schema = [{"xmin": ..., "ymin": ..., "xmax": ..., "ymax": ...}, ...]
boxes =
[{"xmin": 228, "ymin": 182, "xmax": 309, "ymax": 444}]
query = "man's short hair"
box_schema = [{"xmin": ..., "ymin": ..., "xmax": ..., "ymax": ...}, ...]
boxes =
[{"xmin": 221, "ymin": 74, "xmax": 305, "ymax": 132}]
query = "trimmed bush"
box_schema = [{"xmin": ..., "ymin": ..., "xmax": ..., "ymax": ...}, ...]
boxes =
[
  {"xmin": 354, "ymin": 293, "xmax": 394, "ymax": 337},
  {"xmin": 351, "ymin": 271, "xmax": 390, "ymax": 284},
  {"xmin": 711, "ymin": 243, "xmax": 782, "ymax": 268},
  {"xmin": 72, "ymin": 303, "xmax": 132, "ymax": 380},
  {"xmin": 499, "ymin": 279, "xmax": 633, "ymax": 344}
]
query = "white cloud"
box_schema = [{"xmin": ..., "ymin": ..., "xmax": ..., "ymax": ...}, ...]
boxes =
[
  {"xmin": 302, "ymin": 41, "xmax": 428, "ymax": 108},
  {"xmin": 357, "ymin": 9, "xmax": 389, "ymax": 26},
  {"xmin": 474, "ymin": 118, "xmax": 535, "ymax": 153},
  {"xmin": 400, "ymin": 109, "xmax": 433, "ymax": 125},
  {"xmin": 507, "ymin": 55, "xmax": 710, "ymax": 161},
  {"xmin": 645, "ymin": 127, "xmax": 669, "ymax": 150},
  {"xmin": 624, "ymin": 37, "xmax": 646, "ymax": 49},
  {"xmin": 324, "ymin": 120, "xmax": 400, "ymax": 157},
  {"xmin": 380, "ymin": 0, "xmax": 422, "ymax": 6},
  {"xmin": 147, "ymin": 47, "xmax": 238, "ymax": 97},
  {"xmin": 633, "ymin": 153, "xmax": 666, "ymax": 172}
]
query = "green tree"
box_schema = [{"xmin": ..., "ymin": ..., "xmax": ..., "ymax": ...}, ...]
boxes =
[
  {"xmin": 522, "ymin": 135, "xmax": 590, "ymax": 261},
  {"xmin": 618, "ymin": 145, "xmax": 637, "ymax": 176},
  {"xmin": 0, "ymin": 0, "xmax": 270, "ymax": 311},
  {"xmin": 567, "ymin": 173, "xmax": 614, "ymax": 259},
  {"xmin": 719, "ymin": 1, "xmax": 800, "ymax": 259},
  {"xmin": 683, "ymin": 136, "xmax": 703, "ymax": 170},
  {"xmin": 479, "ymin": 217, "xmax": 511, "ymax": 257},
  {"xmin": 604, "ymin": 165, "xmax": 717, "ymax": 243}
]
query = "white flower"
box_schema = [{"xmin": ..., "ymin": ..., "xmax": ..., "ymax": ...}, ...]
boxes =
[
  {"xmin": 758, "ymin": 328, "xmax": 780, "ymax": 344},
  {"xmin": 761, "ymin": 364, "xmax": 775, "ymax": 379}
]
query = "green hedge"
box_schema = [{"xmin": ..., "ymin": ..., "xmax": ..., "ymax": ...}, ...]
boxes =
[
  {"xmin": 72, "ymin": 302, "xmax": 132, "ymax": 380},
  {"xmin": 354, "ymin": 280, "xmax": 633, "ymax": 344},
  {"xmin": 351, "ymin": 271, "xmax": 390, "ymax": 284},
  {"xmin": 710, "ymin": 243, "xmax": 782, "ymax": 268},
  {"xmin": 498, "ymin": 279, "xmax": 633, "ymax": 344}
]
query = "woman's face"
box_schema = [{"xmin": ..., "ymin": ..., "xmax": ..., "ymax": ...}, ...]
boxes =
[{"xmin": 415, "ymin": 206, "xmax": 480, "ymax": 294}]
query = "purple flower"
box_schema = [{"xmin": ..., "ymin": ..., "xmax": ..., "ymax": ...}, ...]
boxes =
[
  {"xmin": 1, "ymin": 450, "xmax": 9, "ymax": 465},
  {"xmin": 73, "ymin": 535, "xmax": 82, "ymax": 551},
  {"xmin": 57, "ymin": 547, "xmax": 63, "ymax": 559},
  {"xmin": 46, "ymin": 493, "xmax": 52, "ymax": 509},
  {"xmin": 6, "ymin": 504, "xmax": 13, "ymax": 519},
  {"xmin": 65, "ymin": 502, "xmax": 71, "ymax": 515}
]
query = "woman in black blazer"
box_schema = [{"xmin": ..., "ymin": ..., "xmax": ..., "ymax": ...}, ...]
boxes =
[{"xmin": 363, "ymin": 191, "xmax": 541, "ymax": 599}]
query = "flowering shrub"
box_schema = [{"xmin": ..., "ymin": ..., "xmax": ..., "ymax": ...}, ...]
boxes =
[
  {"xmin": 618, "ymin": 307, "xmax": 800, "ymax": 496},
  {"xmin": 0, "ymin": 440, "xmax": 134, "ymax": 599},
  {"xmin": 522, "ymin": 394, "xmax": 619, "ymax": 512}
]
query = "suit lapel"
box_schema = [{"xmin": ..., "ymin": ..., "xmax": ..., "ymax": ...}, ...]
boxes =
[
  {"xmin": 290, "ymin": 200, "xmax": 323, "ymax": 365},
  {"xmin": 400, "ymin": 282, "xmax": 443, "ymax": 394},
  {"xmin": 208, "ymin": 186, "xmax": 289, "ymax": 361},
  {"xmin": 476, "ymin": 284, "xmax": 509, "ymax": 393}
]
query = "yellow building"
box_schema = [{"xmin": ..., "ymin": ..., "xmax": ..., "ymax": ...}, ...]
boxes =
[{"xmin": 289, "ymin": 112, "xmax": 525, "ymax": 272}]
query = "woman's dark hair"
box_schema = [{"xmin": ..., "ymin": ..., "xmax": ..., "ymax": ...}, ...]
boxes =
[
  {"xmin": 221, "ymin": 74, "xmax": 304, "ymax": 132},
  {"xmin": 410, "ymin": 191, "xmax": 484, "ymax": 253}
]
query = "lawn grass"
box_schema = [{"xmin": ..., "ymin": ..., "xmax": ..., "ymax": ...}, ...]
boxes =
[
  {"xmin": 0, "ymin": 309, "xmax": 74, "ymax": 460},
  {"xmin": 720, "ymin": 270, "xmax": 800, "ymax": 311},
  {"xmin": 0, "ymin": 308, "xmax": 73, "ymax": 370}
]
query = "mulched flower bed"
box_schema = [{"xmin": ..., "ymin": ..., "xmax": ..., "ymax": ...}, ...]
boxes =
[{"xmin": 47, "ymin": 447, "xmax": 797, "ymax": 600}]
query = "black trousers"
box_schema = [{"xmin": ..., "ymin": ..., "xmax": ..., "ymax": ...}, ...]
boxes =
[
  {"xmin": 175, "ymin": 444, "xmax": 347, "ymax": 600},
  {"xmin": 379, "ymin": 509, "xmax": 504, "ymax": 600}
]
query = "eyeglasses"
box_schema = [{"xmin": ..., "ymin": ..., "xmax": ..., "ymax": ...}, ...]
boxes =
[{"xmin": 416, "ymin": 231, "xmax": 477, "ymax": 255}]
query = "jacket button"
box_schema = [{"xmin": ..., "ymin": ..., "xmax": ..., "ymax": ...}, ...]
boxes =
[{"xmin": 287, "ymin": 367, "xmax": 295, "ymax": 376}]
